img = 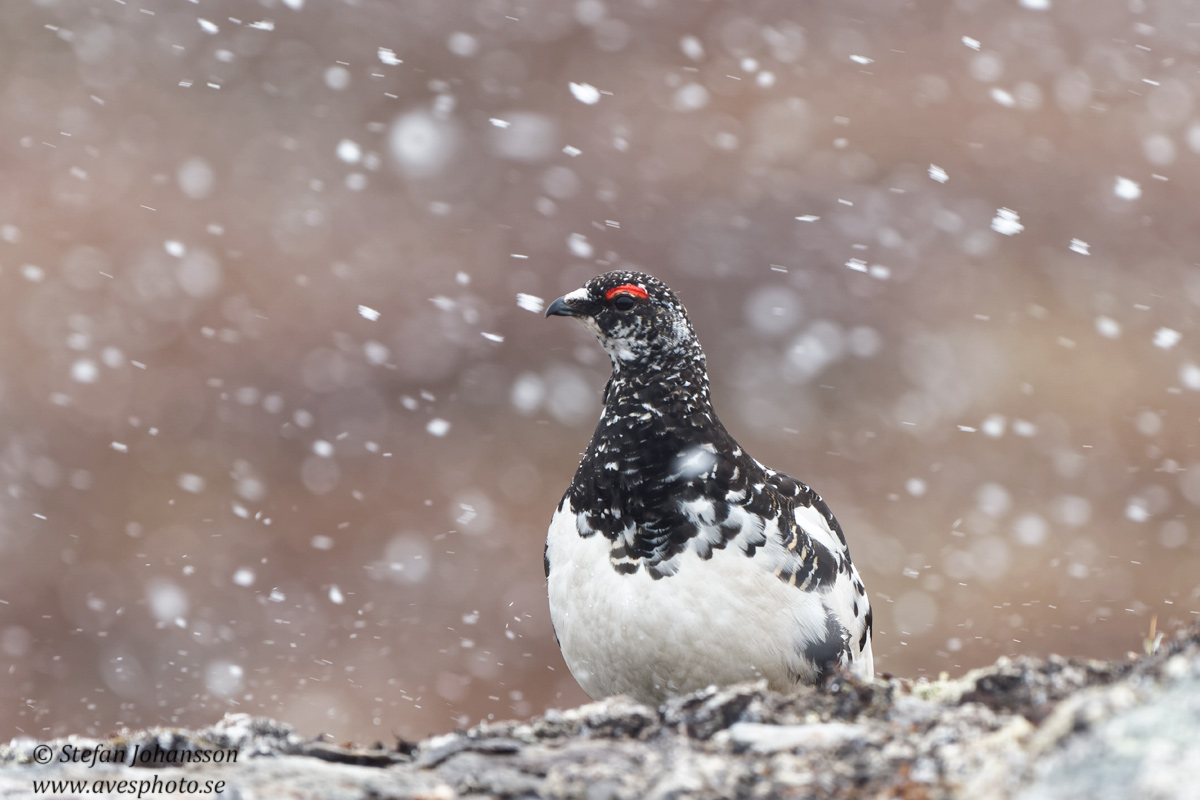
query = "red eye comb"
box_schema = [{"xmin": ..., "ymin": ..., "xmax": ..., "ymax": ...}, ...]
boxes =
[{"xmin": 604, "ymin": 284, "xmax": 649, "ymax": 300}]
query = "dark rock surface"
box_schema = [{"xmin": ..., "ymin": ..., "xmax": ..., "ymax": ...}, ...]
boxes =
[{"xmin": 4, "ymin": 624, "xmax": 1199, "ymax": 799}]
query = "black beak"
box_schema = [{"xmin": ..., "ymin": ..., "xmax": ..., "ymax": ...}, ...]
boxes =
[{"xmin": 545, "ymin": 296, "xmax": 581, "ymax": 318}]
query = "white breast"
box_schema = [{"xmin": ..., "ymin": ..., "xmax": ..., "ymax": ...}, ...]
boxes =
[{"xmin": 545, "ymin": 499, "xmax": 872, "ymax": 704}]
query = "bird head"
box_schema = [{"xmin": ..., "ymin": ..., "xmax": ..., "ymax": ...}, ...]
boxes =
[{"xmin": 545, "ymin": 271, "xmax": 700, "ymax": 367}]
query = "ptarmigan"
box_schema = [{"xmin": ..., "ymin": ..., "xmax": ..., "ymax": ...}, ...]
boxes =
[{"xmin": 544, "ymin": 270, "xmax": 873, "ymax": 705}]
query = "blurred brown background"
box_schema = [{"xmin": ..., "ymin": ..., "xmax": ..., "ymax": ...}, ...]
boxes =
[{"xmin": 1, "ymin": 0, "xmax": 1198, "ymax": 743}]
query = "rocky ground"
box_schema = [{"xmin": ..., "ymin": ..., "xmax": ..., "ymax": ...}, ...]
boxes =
[{"xmin": 4, "ymin": 623, "xmax": 1200, "ymax": 799}]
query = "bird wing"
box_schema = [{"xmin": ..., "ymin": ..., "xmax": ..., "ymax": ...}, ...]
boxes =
[{"xmin": 720, "ymin": 467, "xmax": 873, "ymax": 674}]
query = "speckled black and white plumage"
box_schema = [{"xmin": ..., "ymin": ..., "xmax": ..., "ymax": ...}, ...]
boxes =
[{"xmin": 544, "ymin": 270, "xmax": 874, "ymax": 705}]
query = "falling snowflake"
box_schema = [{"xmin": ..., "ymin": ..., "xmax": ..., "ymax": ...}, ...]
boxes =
[
  {"xmin": 336, "ymin": 139, "xmax": 362, "ymax": 164},
  {"xmin": 1114, "ymin": 176, "xmax": 1141, "ymax": 200},
  {"xmin": 569, "ymin": 82, "xmax": 601, "ymax": 104},
  {"xmin": 1125, "ymin": 500, "xmax": 1150, "ymax": 523},
  {"xmin": 981, "ymin": 413, "xmax": 1006, "ymax": 438},
  {"xmin": 991, "ymin": 207, "xmax": 1024, "ymax": 236},
  {"xmin": 71, "ymin": 359, "xmax": 99, "ymax": 384},
  {"xmin": 378, "ymin": 47, "xmax": 402, "ymax": 65},
  {"xmin": 516, "ymin": 293, "xmax": 544, "ymax": 313},
  {"xmin": 1153, "ymin": 328, "xmax": 1181, "ymax": 350},
  {"xmin": 178, "ymin": 473, "xmax": 206, "ymax": 493},
  {"xmin": 1069, "ymin": 238, "xmax": 1089, "ymax": 255},
  {"xmin": 567, "ymin": 233, "xmax": 594, "ymax": 259},
  {"xmin": 1181, "ymin": 362, "xmax": 1200, "ymax": 390},
  {"xmin": 680, "ymin": 35, "xmax": 704, "ymax": 61},
  {"xmin": 1095, "ymin": 316, "xmax": 1121, "ymax": 339},
  {"xmin": 1012, "ymin": 419, "xmax": 1037, "ymax": 437},
  {"xmin": 358, "ymin": 304, "xmax": 381, "ymax": 321},
  {"xmin": 929, "ymin": 164, "xmax": 948, "ymax": 183}
]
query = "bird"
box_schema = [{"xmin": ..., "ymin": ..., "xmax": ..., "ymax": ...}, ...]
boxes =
[{"xmin": 543, "ymin": 270, "xmax": 873, "ymax": 705}]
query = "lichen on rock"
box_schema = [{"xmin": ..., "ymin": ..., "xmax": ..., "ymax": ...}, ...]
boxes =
[{"xmin": 4, "ymin": 623, "xmax": 1200, "ymax": 799}]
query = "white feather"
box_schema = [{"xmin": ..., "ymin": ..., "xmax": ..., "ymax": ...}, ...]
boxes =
[{"xmin": 546, "ymin": 499, "xmax": 872, "ymax": 703}]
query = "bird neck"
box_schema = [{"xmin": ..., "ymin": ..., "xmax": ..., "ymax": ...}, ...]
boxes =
[
  {"xmin": 566, "ymin": 344, "xmax": 742, "ymax": 548},
  {"xmin": 604, "ymin": 346, "xmax": 715, "ymax": 425}
]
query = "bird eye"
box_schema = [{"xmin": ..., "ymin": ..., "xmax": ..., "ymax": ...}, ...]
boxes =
[
  {"xmin": 604, "ymin": 283, "xmax": 647, "ymax": 312},
  {"xmin": 612, "ymin": 293, "xmax": 637, "ymax": 311}
]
